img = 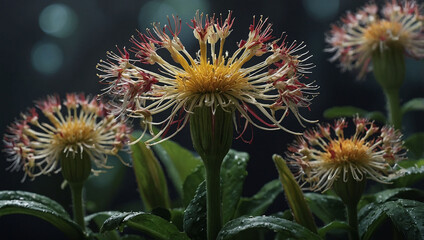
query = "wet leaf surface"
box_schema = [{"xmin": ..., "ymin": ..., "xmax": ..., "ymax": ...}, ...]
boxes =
[{"xmin": 217, "ymin": 216, "xmax": 321, "ymax": 240}]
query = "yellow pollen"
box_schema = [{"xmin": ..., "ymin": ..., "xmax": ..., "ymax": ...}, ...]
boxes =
[
  {"xmin": 321, "ymin": 139, "xmax": 370, "ymax": 164},
  {"xmin": 363, "ymin": 20, "xmax": 404, "ymax": 42},
  {"xmin": 53, "ymin": 119, "xmax": 96, "ymax": 147},
  {"xmin": 175, "ymin": 61, "xmax": 248, "ymax": 94}
]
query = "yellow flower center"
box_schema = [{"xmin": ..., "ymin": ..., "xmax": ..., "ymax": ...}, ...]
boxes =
[
  {"xmin": 53, "ymin": 119, "xmax": 96, "ymax": 148},
  {"xmin": 321, "ymin": 139, "xmax": 370, "ymax": 165},
  {"xmin": 363, "ymin": 20, "xmax": 404, "ymax": 43},
  {"xmin": 175, "ymin": 61, "xmax": 248, "ymax": 94}
]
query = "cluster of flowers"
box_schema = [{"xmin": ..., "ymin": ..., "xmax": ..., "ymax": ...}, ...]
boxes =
[{"xmin": 3, "ymin": 1, "xmax": 415, "ymax": 187}]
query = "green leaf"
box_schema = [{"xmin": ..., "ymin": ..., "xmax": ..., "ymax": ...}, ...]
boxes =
[
  {"xmin": 304, "ymin": 193, "xmax": 346, "ymax": 224},
  {"xmin": 402, "ymin": 98, "xmax": 424, "ymax": 115},
  {"xmin": 383, "ymin": 200, "xmax": 424, "ymax": 240},
  {"xmin": 130, "ymin": 137, "xmax": 170, "ymax": 210},
  {"xmin": 273, "ymin": 154, "xmax": 318, "ymax": 233},
  {"xmin": 391, "ymin": 159, "xmax": 424, "ymax": 187},
  {"xmin": 359, "ymin": 187, "xmax": 424, "ymax": 211},
  {"xmin": 221, "ymin": 149, "xmax": 249, "ymax": 223},
  {"xmin": 0, "ymin": 190, "xmax": 69, "ymax": 217},
  {"xmin": 85, "ymin": 211, "xmax": 121, "ymax": 240},
  {"xmin": 358, "ymin": 202, "xmax": 388, "ymax": 240},
  {"xmin": 0, "ymin": 191, "xmax": 84, "ymax": 239},
  {"xmin": 152, "ymin": 139, "xmax": 202, "ymax": 196},
  {"xmin": 318, "ymin": 221, "xmax": 350, "ymax": 238},
  {"xmin": 404, "ymin": 133, "xmax": 424, "ymax": 159},
  {"xmin": 182, "ymin": 165, "xmax": 205, "ymax": 207},
  {"xmin": 234, "ymin": 180, "xmax": 282, "ymax": 218},
  {"xmin": 170, "ymin": 208, "xmax": 185, "ymax": 232},
  {"xmin": 375, "ymin": 187, "xmax": 424, "ymax": 203},
  {"xmin": 86, "ymin": 211, "xmax": 121, "ymax": 227},
  {"xmin": 323, "ymin": 106, "xmax": 386, "ymax": 123},
  {"xmin": 359, "ymin": 199, "xmax": 424, "ymax": 240},
  {"xmin": 132, "ymin": 129, "xmax": 203, "ymax": 198},
  {"xmin": 217, "ymin": 216, "xmax": 321, "ymax": 240},
  {"xmin": 100, "ymin": 212, "xmax": 189, "ymax": 240},
  {"xmin": 183, "ymin": 181, "xmax": 206, "ymax": 240}
]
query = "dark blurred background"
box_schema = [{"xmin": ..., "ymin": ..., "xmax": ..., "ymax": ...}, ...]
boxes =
[{"xmin": 1, "ymin": 0, "xmax": 423, "ymax": 239}]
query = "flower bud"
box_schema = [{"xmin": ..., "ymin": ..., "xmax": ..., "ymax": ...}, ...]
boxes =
[
  {"xmin": 190, "ymin": 106, "xmax": 233, "ymax": 165},
  {"xmin": 332, "ymin": 172, "xmax": 366, "ymax": 207},
  {"xmin": 60, "ymin": 151, "xmax": 92, "ymax": 183},
  {"xmin": 372, "ymin": 43, "xmax": 405, "ymax": 90}
]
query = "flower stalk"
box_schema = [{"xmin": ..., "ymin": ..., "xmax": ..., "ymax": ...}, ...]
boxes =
[
  {"xmin": 204, "ymin": 160, "xmax": 222, "ymax": 240},
  {"xmin": 190, "ymin": 106, "xmax": 233, "ymax": 240},
  {"xmin": 383, "ymin": 88, "xmax": 402, "ymax": 129},
  {"xmin": 346, "ymin": 203, "xmax": 360, "ymax": 240},
  {"xmin": 372, "ymin": 44, "xmax": 405, "ymax": 129},
  {"xmin": 61, "ymin": 151, "xmax": 92, "ymax": 231},
  {"xmin": 69, "ymin": 181, "xmax": 86, "ymax": 231},
  {"xmin": 333, "ymin": 174, "xmax": 366, "ymax": 240}
]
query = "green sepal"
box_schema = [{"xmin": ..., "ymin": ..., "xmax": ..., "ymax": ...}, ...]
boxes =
[
  {"xmin": 190, "ymin": 106, "xmax": 233, "ymax": 165},
  {"xmin": 332, "ymin": 172, "xmax": 366, "ymax": 207},
  {"xmin": 60, "ymin": 151, "xmax": 91, "ymax": 184},
  {"xmin": 371, "ymin": 44, "xmax": 405, "ymax": 90}
]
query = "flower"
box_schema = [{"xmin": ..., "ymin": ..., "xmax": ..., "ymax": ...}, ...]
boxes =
[
  {"xmin": 286, "ymin": 117, "xmax": 406, "ymax": 192},
  {"xmin": 3, "ymin": 93, "xmax": 131, "ymax": 181},
  {"xmin": 325, "ymin": 0, "xmax": 424, "ymax": 79},
  {"xmin": 97, "ymin": 11, "xmax": 318, "ymax": 144}
]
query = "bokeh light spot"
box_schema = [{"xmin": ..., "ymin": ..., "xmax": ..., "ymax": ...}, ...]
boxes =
[
  {"xmin": 302, "ymin": 0, "xmax": 339, "ymax": 21},
  {"xmin": 31, "ymin": 42, "xmax": 63, "ymax": 75},
  {"xmin": 39, "ymin": 4, "xmax": 78, "ymax": 38}
]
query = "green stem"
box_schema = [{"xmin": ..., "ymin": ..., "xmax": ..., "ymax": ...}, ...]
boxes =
[
  {"xmin": 69, "ymin": 182, "xmax": 86, "ymax": 231},
  {"xmin": 384, "ymin": 88, "xmax": 402, "ymax": 129},
  {"xmin": 204, "ymin": 160, "xmax": 222, "ymax": 240},
  {"xmin": 346, "ymin": 203, "xmax": 359, "ymax": 240}
]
